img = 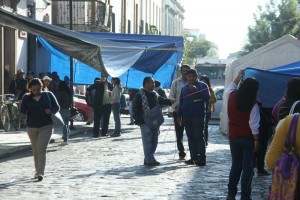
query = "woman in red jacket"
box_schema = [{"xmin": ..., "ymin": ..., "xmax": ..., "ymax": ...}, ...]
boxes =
[{"xmin": 226, "ymin": 70, "xmax": 260, "ymax": 200}]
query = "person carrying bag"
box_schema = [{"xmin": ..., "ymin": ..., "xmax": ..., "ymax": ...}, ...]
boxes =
[{"xmin": 266, "ymin": 101, "xmax": 300, "ymax": 200}]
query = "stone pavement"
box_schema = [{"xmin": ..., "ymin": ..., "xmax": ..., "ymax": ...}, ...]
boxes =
[
  {"xmin": 0, "ymin": 121, "xmax": 90, "ymax": 159},
  {"xmin": 0, "ymin": 115, "xmax": 272, "ymax": 199}
]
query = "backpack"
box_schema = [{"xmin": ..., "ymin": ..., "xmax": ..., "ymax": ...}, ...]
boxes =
[
  {"xmin": 85, "ymin": 89, "xmax": 95, "ymax": 107},
  {"xmin": 269, "ymin": 113, "xmax": 299, "ymax": 200}
]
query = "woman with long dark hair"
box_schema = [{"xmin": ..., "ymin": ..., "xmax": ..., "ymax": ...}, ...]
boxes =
[
  {"xmin": 19, "ymin": 78, "xmax": 60, "ymax": 181},
  {"xmin": 110, "ymin": 77, "xmax": 123, "ymax": 137},
  {"xmin": 200, "ymin": 75, "xmax": 217, "ymax": 146},
  {"xmin": 226, "ymin": 70, "xmax": 260, "ymax": 200}
]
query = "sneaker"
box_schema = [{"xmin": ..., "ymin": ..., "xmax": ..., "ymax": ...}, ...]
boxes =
[
  {"xmin": 257, "ymin": 169, "xmax": 270, "ymax": 176},
  {"xmin": 179, "ymin": 153, "xmax": 186, "ymax": 160},
  {"xmin": 184, "ymin": 159, "xmax": 194, "ymax": 165},
  {"xmin": 37, "ymin": 174, "xmax": 44, "ymax": 181},
  {"xmin": 60, "ymin": 141, "xmax": 68, "ymax": 146}
]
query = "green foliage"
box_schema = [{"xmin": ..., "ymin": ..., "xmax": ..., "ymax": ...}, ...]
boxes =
[
  {"xmin": 182, "ymin": 35, "xmax": 218, "ymax": 66},
  {"xmin": 241, "ymin": 0, "xmax": 300, "ymax": 55}
]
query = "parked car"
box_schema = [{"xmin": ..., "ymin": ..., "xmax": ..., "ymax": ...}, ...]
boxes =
[
  {"xmin": 73, "ymin": 96, "xmax": 90, "ymax": 122},
  {"xmin": 211, "ymin": 86, "xmax": 224, "ymax": 119}
]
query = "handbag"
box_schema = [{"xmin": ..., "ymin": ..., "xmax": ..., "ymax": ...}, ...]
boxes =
[
  {"xmin": 144, "ymin": 104, "xmax": 164, "ymax": 130},
  {"xmin": 45, "ymin": 92, "xmax": 65, "ymax": 128},
  {"xmin": 269, "ymin": 113, "xmax": 299, "ymax": 200}
]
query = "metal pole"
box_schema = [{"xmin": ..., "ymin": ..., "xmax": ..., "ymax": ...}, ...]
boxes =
[
  {"xmin": 69, "ymin": 0, "xmax": 75, "ymax": 130},
  {"xmin": 1, "ymin": 26, "xmax": 4, "ymax": 100}
]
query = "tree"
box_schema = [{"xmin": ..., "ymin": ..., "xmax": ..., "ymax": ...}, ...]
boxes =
[
  {"xmin": 182, "ymin": 35, "xmax": 218, "ymax": 66},
  {"xmin": 241, "ymin": 0, "xmax": 300, "ymax": 55}
]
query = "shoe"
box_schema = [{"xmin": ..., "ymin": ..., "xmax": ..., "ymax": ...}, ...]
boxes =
[
  {"xmin": 179, "ymin": 153, "xmax": 186, "ymax": 160},
  {"xmin": 226, "ymin": 196, "xmax": 236, "ymax": 200},
  {"xmin": 257, "ymin": 169, "xmax": 270, "ymax": 176},
  {"xmin": 154, "ymin": 160, "xmax": 160, "ymax": 165},
  {"xmin": 194, "ymin": 159, "xmax": 206, "ymax": 166},
  {"xmin": 128, "ymin": 122, "xmax": 134, "ymax": 125},
  {"xmin": 110, "ymin": 133, "xmax": 121, "ymax": 137},
  {"xmin": 37, "ymin": 174, "xmax": 44, "ymax": 181},
  {"xmin": 184, "ymin": 159, "xmax": 194, "ymax": 165},
  {"xmin": 146, "ymin": 161, "xmax": 160, "ymax": 166},
  {"xmin": 86, "ymin": 122, "xmax": 91, "ymax": 125},
  {"xmin": 60, "ymin": 141, "xmax": 68, "ymax": 146}
]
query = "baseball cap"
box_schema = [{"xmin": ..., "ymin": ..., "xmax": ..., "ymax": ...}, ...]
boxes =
[
  {"xmin": 42, "ymin": 76, "xmax": 52, "ymax": 81},
  {"xmin": 17, "ymin": 69, "xmax": 25, "ymax": 74}
]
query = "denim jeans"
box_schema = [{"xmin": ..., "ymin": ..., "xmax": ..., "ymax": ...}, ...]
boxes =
[
  {"xmin": 183, "ymin": 116, "xmax": 206, "ymax": 161},
  {"xmin": 204, "ymin": 112, "xmax": 211, "ymax": 145},
  {"xmin": 60, "ymin": 109, "xmax": 70, "ymax": 142},
  {"xmin": 173, "ymin": 111, "xmax": 185, "ymax": 156},
  {"xmin": 112, "ymin": 103, "xmax": 121, "ymax": 134},
  {"xmin": 140, "ymin": 124, "xmax": 159, "ymax": 164},
  {"xmin": 228, "ymin": 138, "xmax": 254, "ymax": 200}
]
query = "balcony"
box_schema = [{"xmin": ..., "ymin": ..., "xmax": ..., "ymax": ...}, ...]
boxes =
[{"xmin": 52, "ymin": 0, "xmax": 112, "ymax": 32}]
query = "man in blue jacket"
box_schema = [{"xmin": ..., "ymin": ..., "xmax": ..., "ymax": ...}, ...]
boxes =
[{"xmin": 178, "ymin": 69, "xmax": 210, "ymax": 166}]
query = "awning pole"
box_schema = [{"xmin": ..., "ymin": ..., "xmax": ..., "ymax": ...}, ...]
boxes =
[{"xmin": 69, "ymin": 0, "xmax": 75, "ymax": 129}]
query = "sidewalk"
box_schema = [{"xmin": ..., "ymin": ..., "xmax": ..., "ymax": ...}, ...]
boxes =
[{"xmin": 0, "ymin": 121, "xmax": 90, "ymax": 159}]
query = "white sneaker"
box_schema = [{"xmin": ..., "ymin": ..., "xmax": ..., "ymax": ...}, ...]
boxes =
[{"xmin": 60, "ymin": 141, "xmax": 69, "ymax": 146}]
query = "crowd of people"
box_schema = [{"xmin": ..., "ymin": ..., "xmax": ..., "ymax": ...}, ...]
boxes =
[{"xmin": 9, "ymin": 65, "xmax": 300, "ymax": 199}]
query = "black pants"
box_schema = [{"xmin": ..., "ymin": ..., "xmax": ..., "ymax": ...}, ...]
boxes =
[
  {"xmin": 253, "ymin": 130, "xmax": 272, "ymax": 171},
  {"xmin": 173, "ymin": 111, "xmax": 185, "ymax": 156},
  {"xmin": 93, "ymin": 104, "xmax": 111, "ymax": 137}
]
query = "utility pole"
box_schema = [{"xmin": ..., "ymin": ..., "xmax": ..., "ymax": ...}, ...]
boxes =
[{"xmin": 69, "ymin": 0, "xmax": 75, "ymax": 130}]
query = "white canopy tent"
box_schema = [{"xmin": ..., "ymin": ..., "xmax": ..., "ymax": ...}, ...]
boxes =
[{"xmin": 220, "ymin": 34, "xmax": 300, "ymax": 134}]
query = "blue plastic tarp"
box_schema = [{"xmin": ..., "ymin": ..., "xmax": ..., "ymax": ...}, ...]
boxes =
[
  {"xmin": 36, "ymin": 33, "xmax": 183, "ymax": 88},
  {"xmin": 244, "ymin": 66, "xmax": 300, "ymax": 107}
]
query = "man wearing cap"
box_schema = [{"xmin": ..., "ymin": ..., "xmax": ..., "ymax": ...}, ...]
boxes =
[
  {"xmin": 9, "ymin": 69, "xmax": 28, "ymax": 100},
  {"xmin": 177, "ymin": 69, "xmax": 210, "ymax": 166}
]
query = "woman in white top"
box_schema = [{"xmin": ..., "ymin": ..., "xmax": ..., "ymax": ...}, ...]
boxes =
[{"xmin": 111, "ymin": 77, "xmax": 123, "ymax": 137}]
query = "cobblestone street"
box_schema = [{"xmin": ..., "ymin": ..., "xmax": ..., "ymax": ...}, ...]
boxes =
[{"xmin": 0, "ymin": 116, "xmax": 271, "ymax": 199}]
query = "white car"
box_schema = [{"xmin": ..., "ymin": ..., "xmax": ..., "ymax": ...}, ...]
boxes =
[{"xmin": 211, "ymin": 86, "xmax": 224, "ymax": 119}]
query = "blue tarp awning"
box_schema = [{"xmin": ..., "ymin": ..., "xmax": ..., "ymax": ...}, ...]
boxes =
[
  {"xmin": 36, "ymin": 33, "xmax": 183, "ymax": 89},
  {"xmin": 244, "ymin": 63, "xmax": 300, "ymax": 107}
]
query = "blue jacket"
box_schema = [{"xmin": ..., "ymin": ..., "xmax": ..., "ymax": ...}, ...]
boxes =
[{"xmin": 178, "ymin": 81, "xmax": 210, "ymax": 118}]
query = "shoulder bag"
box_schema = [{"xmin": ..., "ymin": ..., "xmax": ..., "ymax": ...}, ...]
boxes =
[
  {"xmin": 269, "ymin": 113, "xmax": 299, "ymax": 200},
  {"xmin": 45, "ymin": 92, "xmax": 65, "ymax": 128}
]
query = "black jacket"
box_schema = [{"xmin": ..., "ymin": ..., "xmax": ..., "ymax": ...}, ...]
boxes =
[
  {"xmin": 87, "ymin": 81, "xmax": 113, "ymax": 108},
  {"xmin": 132, "ymin": 89, "xmax": 172, "ymax": 125}
]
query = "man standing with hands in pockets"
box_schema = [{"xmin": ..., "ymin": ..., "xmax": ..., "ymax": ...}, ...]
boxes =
[{"xmin": 177, "ymin": 69, "xmax": 210, "ymax": 166}]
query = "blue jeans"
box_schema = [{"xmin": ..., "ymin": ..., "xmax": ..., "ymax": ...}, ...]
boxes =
[
  {"xmin": 140, "ymin": 124, "xmax": 159, "ymax": 164},
  {"xmin": 112, "ymin": 103, "xmax": 121, "ymax": 134},
  {"xmin": 60, "ymin": 109, "xmax": 70, "ymax": 142},
  {"xmin": 183, "ymin": 116, "xmax": 206, "ymax": 161},
  {"xmin": 228, "ymin": 138, "xmax": 254, "ymax": 200}
]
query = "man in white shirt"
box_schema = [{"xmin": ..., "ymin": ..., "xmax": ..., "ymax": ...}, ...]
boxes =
[{"xmin": 169, "ymin": 64, "xmax": 190, "ymax": 160}]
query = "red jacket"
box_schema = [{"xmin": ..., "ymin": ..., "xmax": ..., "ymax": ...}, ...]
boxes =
[{"xmin": 228, "ymin": 92, "xmax": 255, "ymax": 139}]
